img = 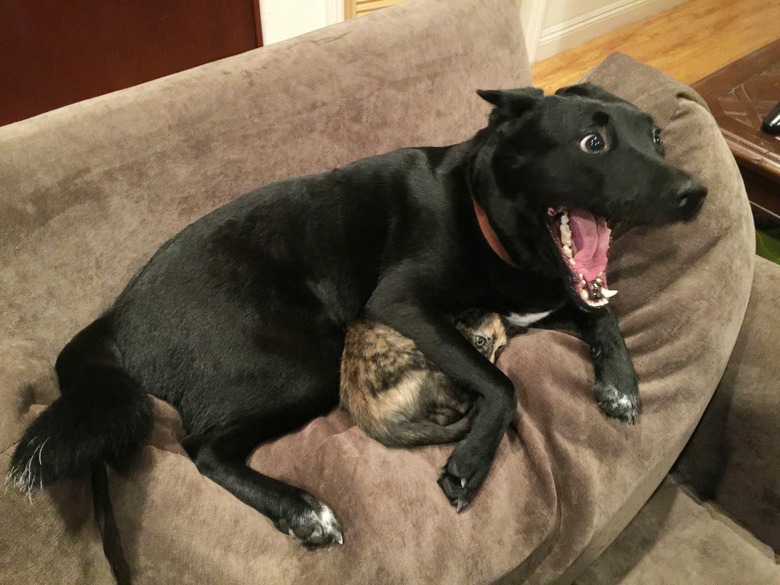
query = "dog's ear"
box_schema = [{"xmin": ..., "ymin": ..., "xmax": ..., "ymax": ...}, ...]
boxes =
[
  {"xmin": 555, "ymin": 83, "xmax": 622, "ymax": 103},
  {"xmin": 477, "ymin": 87, "xmax": 543, "ymax": 120}
]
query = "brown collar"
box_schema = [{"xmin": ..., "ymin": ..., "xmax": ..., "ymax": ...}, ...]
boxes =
[{"xmin": 472, "ymin": 199, "xmax": 518, "ymax": 268}]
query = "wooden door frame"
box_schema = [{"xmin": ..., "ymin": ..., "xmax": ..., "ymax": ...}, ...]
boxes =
[
  {"xmin": 253, "ymin": 0, "xmax": 264, "ymax": 46},
  {"xmin": 327, "ymin": 0, "xmax": 346, "ymax": 23},
  {"xmin": 522, "ymin": 0, "xmax": 548, "ymax": 64},
  {"xmin": 345, "ymin": 0, "xmax": 401, "ymax": 19}
]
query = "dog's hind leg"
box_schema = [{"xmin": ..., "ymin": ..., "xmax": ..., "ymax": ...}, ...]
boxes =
[
  {"xmin": 177, "ymin": 320, "xmax": 347, "ymax": 546},
  {"xmin": 185, "ymin": 423, "xmax": 343, "ymax": 546}
]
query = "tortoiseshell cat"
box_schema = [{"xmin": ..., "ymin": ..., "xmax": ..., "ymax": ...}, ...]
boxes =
[{"xmin": 340, "ymin": 310, "xmax": 515, "ymax": 448}]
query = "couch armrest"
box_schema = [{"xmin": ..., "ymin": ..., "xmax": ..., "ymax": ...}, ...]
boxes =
[{"xmin": 675, "ymin": 256, "xmax": 780, "ymax": 551}]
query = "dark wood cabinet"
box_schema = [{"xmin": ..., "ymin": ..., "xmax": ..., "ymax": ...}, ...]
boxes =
[
  {"xmin": 0, "ymin": 0, "xmax": 262, "ymax": 126},
  {"xmin": 693, "ymin": 41, "xmax": 780, "ymax": 224}
]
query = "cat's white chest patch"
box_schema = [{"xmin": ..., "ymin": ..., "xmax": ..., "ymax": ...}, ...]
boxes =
[{"xmin": 505, "ymin": 310, "xmax": 553, "ymax": 327}]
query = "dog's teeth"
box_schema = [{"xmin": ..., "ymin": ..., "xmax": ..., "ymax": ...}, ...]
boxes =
[
  {"xmin": 601, "ymin": 288, "xmax": 618, "ymax": 298},
  {"xmin": 587, "ymin": 297, "xmax": 609, "ymax": 308},
  {"xmin": 560, "ymin": 225, "xmax": 572, "ymax": 247},
  {"xmin": 580, "ymin": 289, "xmax": 589, "ymax": 302},
  {"xmin": 562, "ymin": 244, "xmax": 572, "ymax": 258},
  {"xmin": 560, "ymin": 212, "xmax": 569, "ymax": 225}
]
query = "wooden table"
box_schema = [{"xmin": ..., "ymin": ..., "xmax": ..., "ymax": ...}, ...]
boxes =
[{"xmin": 693, "ymin": 40, "xmax": 780, "ymax": 225}]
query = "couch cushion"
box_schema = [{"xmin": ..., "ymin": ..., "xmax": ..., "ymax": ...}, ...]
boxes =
[
  {"xmin": 249, "ymin": 55, "xmax": 754, "ymax": 585},
  {"xmin": 511, "ymin": 53, "xmax": 755, "ymax": 584},
  {"xmin": 32, "ymin": 53, "xmax": 750, "ymax": 585},
  {"xmin": 575, "ymin": 479, "xmax": 780, "ymax": 585},
  {"xmin": 0, "ymin": 27, "xmax": 754, "ymax": 585},
  {"xmin": 675, "ymin": 256, "xmax": 780, "ymax": 552}
]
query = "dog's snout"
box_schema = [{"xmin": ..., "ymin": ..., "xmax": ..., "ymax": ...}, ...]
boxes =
[{"xmin": 673, "ymin": 177, "xmax": 707, "ymax": 221}]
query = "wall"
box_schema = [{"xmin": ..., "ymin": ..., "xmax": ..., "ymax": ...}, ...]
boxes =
[
  {"xmin": 542, "ymin": 0, "xmax": 616, "ymax": 29},
  {"xmin": 534, "ymin": 0, "xmax": 686, "ymax": 61},
  {"xmin": 260, "ymin": 0, "xmax": 343, "ymax": 45},
  {"xmin": 259, "ymin": 0, "xmax": 685, "ymax": 62}
]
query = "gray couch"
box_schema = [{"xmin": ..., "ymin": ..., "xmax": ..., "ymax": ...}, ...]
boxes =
[{"xmin": 1, "ymin": 0, "xmax": 778, "ymax": 583}]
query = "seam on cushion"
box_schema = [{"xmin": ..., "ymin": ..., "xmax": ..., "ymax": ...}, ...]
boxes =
[
  {"xmin": 674, "ymin": 88, "xmax": 710, "ymax": 113},
  {"xmin": 1, "ymin": 436, "xmax": 22, "ymax": 456},
  {"xmin": 274, "ymin": 423, "xmax": 364, "ymax": 479},
  {"xmin": 500, "ymin": 458, "xmax": 563, "ymax": 584},
  {"xmin": 0, "ymin": 441, "xmax": 18, "ymax": 457}
]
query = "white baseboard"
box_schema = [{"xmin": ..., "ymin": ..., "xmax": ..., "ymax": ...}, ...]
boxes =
[{"xmin": 535, "ymin": 0, "xmax": 684, "ymax": 62}]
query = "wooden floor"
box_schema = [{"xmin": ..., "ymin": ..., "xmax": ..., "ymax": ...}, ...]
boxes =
[{"xmin": 531, "ymin": 0, "xmax": 780, "ymax": 93}]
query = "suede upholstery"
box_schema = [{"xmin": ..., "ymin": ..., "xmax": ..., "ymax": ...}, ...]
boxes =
[
  {"xmin": 675, "ymin": 256, "xmax": 780, "ymax": 552},
  {"xmin": 0, "ymin": 0, "xmax": 776, "ymax": 583},
  {"xmin": 576, "ymin": 479, "xmax": 780, "ymax": 584}
]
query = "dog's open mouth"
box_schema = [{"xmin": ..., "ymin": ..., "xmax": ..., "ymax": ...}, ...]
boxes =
[{"xmin": 546, "ymin": 207, "xmax": 616, "ymax": 309}]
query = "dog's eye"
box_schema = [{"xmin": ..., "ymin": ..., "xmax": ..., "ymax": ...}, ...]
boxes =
[
  {"xmin": 579, "ymin": 133, "xmax": 606, "ymax": 153},
  {"xmin": 474, "ymin": 335, "xmax": 486, "ymax": 347},
  {"xmin": 652, "ymin": 128, "xmax": 662, "ymax": 146}
]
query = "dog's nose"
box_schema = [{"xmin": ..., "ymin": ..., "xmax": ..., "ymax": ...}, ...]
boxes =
[{"xmin": 673, "ymin": 178, "xmax": 707, "ymax": 221}]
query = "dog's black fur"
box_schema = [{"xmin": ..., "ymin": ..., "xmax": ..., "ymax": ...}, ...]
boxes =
[{"xmin": 10, "ymin": 85, "xmax": 706, "ymax": 562}]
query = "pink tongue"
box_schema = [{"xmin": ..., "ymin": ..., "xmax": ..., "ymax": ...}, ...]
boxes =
[{"xmin": 569, "ymin": 209, "xmax": 610, "ymax": 281}]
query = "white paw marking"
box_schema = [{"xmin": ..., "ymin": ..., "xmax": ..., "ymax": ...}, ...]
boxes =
[
  {"xmin": 313, "ymin": 504, "xmax": 343, "ymax": 545},
  {"xmin": 505, "ymin": 311, "xmax": 553, "ymax": 327},
  {"xmin": 290, "ymin": 502, "xmax": 344, "ymax": 545}
]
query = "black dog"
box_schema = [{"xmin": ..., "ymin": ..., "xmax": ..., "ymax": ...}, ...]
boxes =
[{"xmin": 10, "ymin": 84, "xmax": 706, "ymax": 562}]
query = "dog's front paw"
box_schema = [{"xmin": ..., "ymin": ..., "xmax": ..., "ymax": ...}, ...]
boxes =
[
  {"xmin": 593, "ymin": 380, "xmax": 640, "ymax": 424},
  {"xmin": 275, "ymin": 493, "xmax": 344, "ymax": 547},
  {"xmin": 437, "ymin": 443, "xmax": 492, "ymax": 512}
]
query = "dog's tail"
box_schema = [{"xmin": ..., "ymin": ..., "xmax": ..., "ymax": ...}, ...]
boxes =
[
  {"xmin": 370, "ymin": 415, "xmax": 472, "ymax": 448},
  {"xmin": 9, "ymin": 315, "xmax": 151, "ymax": 492},
  {"xmin": 8, "ymin": 315, "xmax": 150, "ymax": 585}
]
